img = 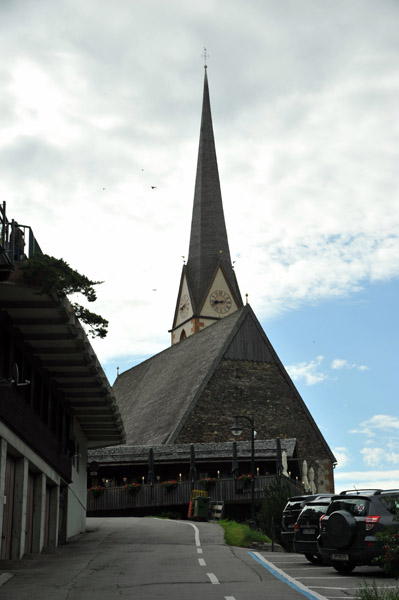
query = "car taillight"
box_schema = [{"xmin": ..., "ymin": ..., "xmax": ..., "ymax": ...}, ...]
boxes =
[
  {"xmin": 319, "ymin": 514, "xmax": 326, "ymax": 530},
  {"xmin": 365, "ymin": 516, "xmax": 380, "ymax": 531},
  {"xmin": 294, "ymin": 522, "xmax": 299, "ymax": 533}
]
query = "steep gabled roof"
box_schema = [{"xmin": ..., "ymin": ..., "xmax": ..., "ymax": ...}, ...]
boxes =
[
  {"xmin": 114, "ymin": 307, "xmax": 245, "ymax": 445},
  {"xmin": 186, "ymin": 68, "xmax": 242, "ymax": 312},
  {"xmin": 113, "ymin": 304, "xmax": 335, "ymax": 463}
]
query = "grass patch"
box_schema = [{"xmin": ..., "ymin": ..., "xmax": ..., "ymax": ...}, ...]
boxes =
[
  {"xmin": 218, "ymin": 519, "xmax": 271, "ymax": 547},
  {"xmin": 356, "ymin": 581, "xmax": 399, "ymax": 600}
]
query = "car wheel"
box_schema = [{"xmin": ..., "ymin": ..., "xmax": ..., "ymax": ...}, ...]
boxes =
[
  {"xmin": 305, "ymin": 553, "xmax": 324, "ymax": 565},
  {"xmin": 326, "ymin": 511, "xmax": 356, "ymax": 549},
  {"xmin": 331, "ymin": 560, "xmax": 356, "ymax": 574}
]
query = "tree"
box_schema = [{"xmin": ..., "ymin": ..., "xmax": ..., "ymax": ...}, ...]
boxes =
[
  {"xmin": 257, "ymin": 476, "xmax": 291, "ymax": 546},
  {"xmin": 21, "ymin": 254, "xmax": 109, "ymax": 339}
]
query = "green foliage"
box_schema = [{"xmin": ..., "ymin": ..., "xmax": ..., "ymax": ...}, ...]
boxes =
[
  {"xmin": 72, "ymin": 303, "xmax": 108, "ymax": 339},
  {"xmin": 237, "ymin": 474, "xmax": 253, "ymax": 488},
  {"xmin": 356, "ymin": 581, "xmax": 399, "ymax": 600},
  {"xmin": 257, "ymin": 476, "xmax": 292, "ymax": 545},
  {"xmin": 20, "ymin": 254, "xmax": 108, "ymax": 338},
  {"xmin": 88, "ymin": 486, "xmax": 104, "ymax": 498},
  {"xmin": 219, "ymin": 519, "xmax": 271, "ymax": 547},
  {"xmin": 124, "ymin": 483, "xmax": 141, "ymax": 495},
  {"xmin": 373, "ymin": 503, "xmax": 399, "ymax": 578},
  {"xmin": 199, "ymin": 478, "xmax": 216, "ymax": 490},
  {"xmin": 162, "ymin": 480, "xmax": 178, "ymax": 492},
  {"xmin": 373, "ymin": 529, "xmax": 399, "ymax": 578}
]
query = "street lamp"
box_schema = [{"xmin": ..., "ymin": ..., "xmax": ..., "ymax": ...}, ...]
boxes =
[{"xmin": 231, "ymin": 414, "xmax": 256, "ymax": 528}]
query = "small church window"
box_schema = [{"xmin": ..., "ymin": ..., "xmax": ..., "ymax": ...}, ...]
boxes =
[{"xmin": 180, "ymin": 330, "xmax": 187, "ymax": 341}]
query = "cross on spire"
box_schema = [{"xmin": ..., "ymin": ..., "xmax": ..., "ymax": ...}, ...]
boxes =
[{"xmin": 202, "ymin": 46, "xmax": 209, "ymax": 68}]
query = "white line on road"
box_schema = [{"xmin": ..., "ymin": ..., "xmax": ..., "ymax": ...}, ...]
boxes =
[
  {"xmin": 207, "ymin": 573, "xmax": 220, "ymax": 584},
  {"xmin": 171, "ymin": 519, "xmax": 201, "ymax": 547},
  {"xmin": 250, "ymin": 552, "xmax": 328, "ymax": 600},
  {"xmin": 224, "ymin": 597, "xmax": 237, "ymax": 600},
  {"xmin": 197, "ymin": 547, "xmax": 203, "ymax": 553},
  {"xmin": 198, "ymin": 558, "xmax": 206, "ymax": 566}
]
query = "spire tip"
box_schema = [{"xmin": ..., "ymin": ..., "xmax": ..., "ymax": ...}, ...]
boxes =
[{"xmin": 202, "ymin": 46, "xmax": 209, "ymax": 68}]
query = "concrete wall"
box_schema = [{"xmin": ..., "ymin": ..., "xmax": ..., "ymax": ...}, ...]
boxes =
[
  {"xmin": 66, "ymin": 421, "xmax": 88, "ymax": 540},
  {"xmin": 0, "ymin": 418, "xmax": 90, "ymax": 558},
  {"xmin": 0, "ymin": 421, "xmax": 61, "ymax": 558}
]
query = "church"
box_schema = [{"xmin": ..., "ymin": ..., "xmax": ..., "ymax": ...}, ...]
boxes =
[{"xmin": 88, "ymin": 67, "xmax": 336, "ymax": 500}]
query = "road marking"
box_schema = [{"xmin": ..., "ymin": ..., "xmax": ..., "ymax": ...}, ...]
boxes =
[
  {"xmin": 298, "ymin": 576, "xmax": 353, "ymax": 579},
  {"xmin": 197, "ymin": 547, "xmax": 203, "ymax": 553},
  {"xmin": 249, "ymin": 552, "xmax": 328, "ymax": 600},
  {"xmin": 207, "ymin": 573, "xmax": 219, "ymax": 584},
  {"xmin": 198, "ymin": 558, "xmax": 206, "ymax": 566},
  {"xmin": 171, "ymin": 519, "xmax": 201, "ymax": 546},
  {"xmin": 0, "ymin": 574, "xmax": 13, "ymax": 587},
  {"xmin": 224, "ymin": 597, "xmax": 237, "ymax": 600}
]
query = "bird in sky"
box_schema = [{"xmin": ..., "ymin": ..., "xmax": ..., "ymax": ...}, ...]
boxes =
[{"xmin": 151, "ymin": 186, "xmax": 157, "ymax": 189}]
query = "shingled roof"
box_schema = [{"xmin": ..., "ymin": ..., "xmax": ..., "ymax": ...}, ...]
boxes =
[
  {"xmin": 88, "ymin": 438, "xmax": 297, "ymax": 466},
  {"xmin": 113, "ymin": 304, "xmax": 335, "ymax": 463},
  {"xmin": 115, "ymin": 307, "xmax": 244, "ymax": 445}
]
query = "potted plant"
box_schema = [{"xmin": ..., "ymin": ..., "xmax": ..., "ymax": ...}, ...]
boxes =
[
  {"xmin": 162, "ymin": 480, "xmax": 178, "ymax": 492},
  {"xmin": 199, "ymin": 477, "xmax": 216, "ymax": 491},
  {"xmin": 238, "ymin": 474, "xmax": 252, "ymax": 489},
  {"xmin": 124, "ymin": 483, "xmax": 141, "ymax": 495},
  {"xmin": 88, "ymin": 485, "xmax": 105, "ymax": 498}
]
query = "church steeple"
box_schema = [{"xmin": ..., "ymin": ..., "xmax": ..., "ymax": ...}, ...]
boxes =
[{"xmin": 171, "ymin": 68, "xmax": 243, "ymax": 345}]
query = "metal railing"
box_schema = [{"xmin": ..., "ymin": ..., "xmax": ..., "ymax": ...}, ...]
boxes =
[{"xmin": 0, "ymin": 201, "xmax": 42, "ymax": 267}]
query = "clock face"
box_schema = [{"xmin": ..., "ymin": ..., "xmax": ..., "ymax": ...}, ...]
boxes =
[
  {"xmin": 179, "ymin": 294, "xmax": 190, "ymax": 317},
  {"xmin": 210, "ymin": 290, "xmax": 232, "ymax": 314}
]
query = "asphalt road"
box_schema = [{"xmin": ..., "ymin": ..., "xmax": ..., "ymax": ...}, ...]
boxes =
[{"xmin": 0, "ymin": 517, "xmax": 397, "ymax": 600}]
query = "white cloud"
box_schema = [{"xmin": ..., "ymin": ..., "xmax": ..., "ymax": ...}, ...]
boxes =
[
  {"xmin": 334, "ymin": 469, "xmax": 399, "ymax": 493},
  {"xmin": 331, "ymin": 358, "xmax": 369, "ymax": 371},
  {"xmin": 361, "ymin": 447, "xmax": 399, "ymax": 468},
  {"xmin": 0, "ymin": 0, "xmax": 397, "ymax": 368},
  {"xmin": 350, "ymin": 415, "xmax": 399, "ymax": 436},
  {"xmin": 285, "ymin": 355, "xmax": 327, "ymax": 386},
  {"xmin": 333, "ymin": 447, "xmax": 350, "ymax": 469}
]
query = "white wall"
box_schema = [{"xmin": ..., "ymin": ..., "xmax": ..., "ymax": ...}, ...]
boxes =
[{"xmin": 66, "ymin": 420, "xmax": 88, "ymax": 539}]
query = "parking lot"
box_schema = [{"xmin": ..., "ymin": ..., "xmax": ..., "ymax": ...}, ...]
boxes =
[{"xmin": 257, "ymin": 552, "xmax": 399, "ymax": 600}]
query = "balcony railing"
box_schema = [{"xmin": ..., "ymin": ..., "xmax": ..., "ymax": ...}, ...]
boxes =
[
  {"xmin": 0, "ymin": 201, "xmax": 42, "ymax": 268},
  {"xmin": 87, "ymin": 475, "xmax": 304, "ymax": 513}
]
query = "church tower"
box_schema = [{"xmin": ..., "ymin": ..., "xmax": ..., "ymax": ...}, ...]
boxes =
[{"xmin": 171, "ymin": 67, "xmax": 243, "ymax": 344}]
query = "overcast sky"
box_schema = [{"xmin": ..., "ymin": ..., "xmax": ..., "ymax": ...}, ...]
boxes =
[{"xmin": 1, "ymin": 0, "xmax": 398, "ymax": 492}]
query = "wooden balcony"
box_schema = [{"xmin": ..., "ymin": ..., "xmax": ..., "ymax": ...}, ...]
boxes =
[{"xmin": 87, "ymin": 475, "xmax": 304, "ymax": 515}]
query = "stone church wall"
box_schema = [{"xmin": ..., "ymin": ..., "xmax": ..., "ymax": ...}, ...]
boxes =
[{"xmin": 175, "ymin": 359, "xmax": 335, "ymax": 492}]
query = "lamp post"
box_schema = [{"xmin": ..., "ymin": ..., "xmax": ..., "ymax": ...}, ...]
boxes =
[{"xmin": 231, "ymin": 414, "xmax": 256, "ymax": 528}]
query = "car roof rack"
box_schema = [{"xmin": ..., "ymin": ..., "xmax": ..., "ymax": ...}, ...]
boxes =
[{"xmin": 374, "ymin": 489, "xmax": 399, "ymax": 495}]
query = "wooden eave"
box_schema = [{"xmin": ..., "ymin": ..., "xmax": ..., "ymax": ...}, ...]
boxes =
[{"xmin": 0, "ymin": 279, "xmax": 126, "ymax": 448}]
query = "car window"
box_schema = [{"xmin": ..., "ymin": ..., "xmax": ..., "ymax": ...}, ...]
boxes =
[
  {"xmin": 327, "ymin": 498, "xmax": 370, "ymax": 516},
  {"xmin": 380, "ymin": 495, "xmax": 399, "ymax": 515},
  {"xmin": 285, "ymin": 501, "xmax": 304, "ymax": 511},
  {"xmin": 300, "ymin": 504, "xmax": 329, "ymax": 519}
]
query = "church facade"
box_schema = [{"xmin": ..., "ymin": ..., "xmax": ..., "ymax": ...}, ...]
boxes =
[{"xmin": 89, "ymin": 68, "xmax": 336, "ymax": 497}]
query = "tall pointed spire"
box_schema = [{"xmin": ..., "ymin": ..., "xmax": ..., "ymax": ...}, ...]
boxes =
[
  {"xmin": 185, "ymin": 68, "xmax": 242, "ymax": 313},
  {"xmin": 170, "ymin": 67, "xmax": 243, "ymax": 345}
]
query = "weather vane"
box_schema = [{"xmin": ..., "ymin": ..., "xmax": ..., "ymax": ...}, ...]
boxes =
[{"xmin": 202, "ymin": 46, "xmax": 209, "ymax": 68}]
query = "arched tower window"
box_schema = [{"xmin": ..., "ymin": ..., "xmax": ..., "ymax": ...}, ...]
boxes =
[{"xmin": 180, "ymin": 330, "xmax": 187, "ymax": 342}]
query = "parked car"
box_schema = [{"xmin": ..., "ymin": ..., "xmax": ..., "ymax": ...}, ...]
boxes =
[
  {"xmin": 281, "ymin": 494, "xmax": 334, "ymax": 549},
  {"xmin": 318, "ymin": 489, "xmax": 399, "ymax": 574},
  {"xmin": 293, "ymin": 498, "xmax": 332, "ymax": 563}
]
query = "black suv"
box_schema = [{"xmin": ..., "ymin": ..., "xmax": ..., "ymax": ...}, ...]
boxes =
[
  {"xmin": 318, "ymin": 489, "xmax": 399, "ymax": 574},
  {"xmin": 281, "ymin": 494, "xmax": 334, "ymax": 549},
  {"xmin": 293, "ymin": 498, "xmax": 332, "ymax": 563}
]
